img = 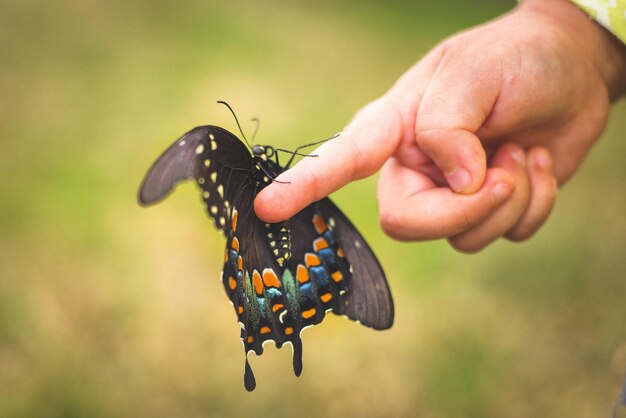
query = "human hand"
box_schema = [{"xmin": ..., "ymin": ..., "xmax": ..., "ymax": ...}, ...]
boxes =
[{"xmin": 255, "ymin": 0, "xmax": 626, "ymax": 252}]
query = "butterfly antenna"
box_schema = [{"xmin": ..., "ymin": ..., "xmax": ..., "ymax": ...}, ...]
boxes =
[
  {"xmin": 217, "ymin": 100, "xmax": 252, "ymax": 148},
  {"xmin": 250, "ymin": 117, "xmax": 260, "ymax": 145}
]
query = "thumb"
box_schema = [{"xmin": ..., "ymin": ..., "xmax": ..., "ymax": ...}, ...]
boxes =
[{"xmin": 407, "ymin": 56, "xmax": 501, "ymax": 193}]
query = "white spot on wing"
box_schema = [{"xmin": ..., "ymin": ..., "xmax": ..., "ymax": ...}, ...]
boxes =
[
  {"xmin": 279, "ymin": 310, "xmax": 287, "ymax": 323},
  {"xmin": 195, "ymin": 144, "xmax": 204, "ymax": 154}
]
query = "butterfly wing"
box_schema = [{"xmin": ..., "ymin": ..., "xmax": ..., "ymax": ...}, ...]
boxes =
[
  {"xmin": 139, "ymin": 128, "xmax": 394, "ymax": 391},
  {"xmin": 220, "ymin": 177, "xmax": 394, "ymax": 391},
  {"xmin": 138, "ymin": 125, "xmax": 253, "ymax": 206},
  {"xmin": 316, "ymin": 198, "xmax": 394, "ymax": 330}
]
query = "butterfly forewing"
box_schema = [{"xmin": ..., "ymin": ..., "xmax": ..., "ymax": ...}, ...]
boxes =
[{"xmin": 139, "ymin": 125, "xmax": 253, "ymax": 210}]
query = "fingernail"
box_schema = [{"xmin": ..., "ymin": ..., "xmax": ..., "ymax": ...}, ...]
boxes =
[
  {"xmin": 510, "ymin": 147, "xmax": 526, "ymax": 167},
  {"xmin": 492, "ymin": 182, "xmax": 513, "ymax": 203},
  {"xmin": 533, "ymin": 149, "xmax": 551, "ymax": 170},
  {"xmin": 448, "ymin": 168, "xmax": 472, "ymax": 192}
]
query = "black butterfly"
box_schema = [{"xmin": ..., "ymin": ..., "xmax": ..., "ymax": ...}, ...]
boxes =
[{"xmin": 138, "ymin": 109, "xmax": 394, "ymax": 391}]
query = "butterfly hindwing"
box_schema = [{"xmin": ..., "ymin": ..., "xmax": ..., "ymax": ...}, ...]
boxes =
[
  {"xmin": 285, "ymin": 203, "xmax": 352, "ymax": 324},
  {"xmin": 317, "ymin": 198, "xmax": 394, "ymax": 330}
]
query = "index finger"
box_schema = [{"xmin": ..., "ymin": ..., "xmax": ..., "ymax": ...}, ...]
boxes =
[{"xmin": 254, "ymin": 98, "xmax": 404, "ymax": 223}]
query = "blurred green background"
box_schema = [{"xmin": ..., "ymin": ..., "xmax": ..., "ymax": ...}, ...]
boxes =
[{"xmin": 1, "ymin": 0, "xmax": 625, "ymax": 417}]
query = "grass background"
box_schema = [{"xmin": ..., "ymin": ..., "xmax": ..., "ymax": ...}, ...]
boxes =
[{"xmin": 1, "ymin": 0, "xmax": 625, "ymax": 417}]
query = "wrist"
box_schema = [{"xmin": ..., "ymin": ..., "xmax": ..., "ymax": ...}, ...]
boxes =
[{"xmin": 518, "ymin": 0, "xmax": 626, "ymax": 100}]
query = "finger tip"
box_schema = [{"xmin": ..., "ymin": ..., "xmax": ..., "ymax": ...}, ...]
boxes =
[
  {"xmin": 507, "ymin": 144, "xmax": 526, "ymax": 167},
  {"xmin": 254, "ymin": 188, "xmax": 283, "ymax": 223},
  {"xmin": 530, "ymin": 147, "xmax": 552, "ymax": 171},
  {"xmin": 255, "ymin": 184, "xmax": 305, "ymax": 223},
  {"xmin": 448, "ymin": 167, "xmax": 486, "ymax": 194},
  {"xmin": 485, "ymin": 167, "xmax": 516, "ymax": 201}
]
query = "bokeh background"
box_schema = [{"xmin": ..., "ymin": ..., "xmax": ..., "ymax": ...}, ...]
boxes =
[{"xmin": 2, "ymin": 0, "xmax": 625, "ymax": 417}]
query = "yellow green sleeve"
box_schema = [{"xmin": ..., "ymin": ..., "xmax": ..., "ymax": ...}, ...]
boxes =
[{"xmin": 568, "ymin": 0, "xmax": 626, "ymax": 44}]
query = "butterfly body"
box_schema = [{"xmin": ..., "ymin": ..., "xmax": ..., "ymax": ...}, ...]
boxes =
[{"xmin": 139, "ymin": 125, "xmax": 393, "ymax": 391}]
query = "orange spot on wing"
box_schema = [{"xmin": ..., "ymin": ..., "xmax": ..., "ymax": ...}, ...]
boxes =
[
  {"xmin": 305, "ymin": 253, "xmax": 321, "ymax": 267},
  {"xmin": 337, "ymin": 247, "xmax": 344, "ymax": 257},
  {"xmin": 253, "ymin": 270, "xmax": 264, "ymax": 295},
  {"xmin": 296, "ymin": 265, "xmax": 309, "ymax": 283},
  {"xmin": 331, "ymin": 271, "xmax": 343, "ymax": 282},
  {"xmin": 320, "ymin": 293, "xmax": 333, "ymax": 303},
  {"xmin": 272, "ymin": 303, "xmax": 284, "ymax": 312},
  {"xmin": 231, "ymin": 209, "xmax": 238, "ymax": 232},
  {"xmin": 247, "ymin": 336, "xmax": 254, "ymax": 344},
  {"xmin": 284, "ymin": 327, "xmax": 294, "ymax": 335},
  {"xmin": 313, "ymin": 237, "xmax": 329, "ymax": 252},
  {"xmin": 237, "ymin": 256, "xmax": 243, "ymax": 271},
  {"xmin": 260, "ymin": 326, "xmax": 271, "ymax": 335},
  {"xmin": 262, "ymin": 269, "xmax": 281, "ymax": 288},
  {"xmin": 237, "ymin": 306, "xmax": 243, "ymax": 314},
  {"xmin": 231, "ymin": 237, "xmax": 239, "ymax": 252},
  {"xmin": 228, "ymin": 276, "xmax": 237, "ymax": 290},
  {"xmin": 302, "ymin": 308, "xmax": 316, "ymax": 319},
  {"xmin": 312, "ymin": 214, "xmax": 327, "ymax": 234}
]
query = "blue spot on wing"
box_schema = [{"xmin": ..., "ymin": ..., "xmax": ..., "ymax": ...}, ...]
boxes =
[
  {"xmin": 322, "ymin": 230, "xmax": 336, "ymax": 246},
  {"xmin": 309, "ymin": 266, "xmax": 330, "ymax": 287},
  {"xmin": 299, "ymin": 283, "xmax": 315, "ymax": 299},
  {"xmin": 317, "ymin": 248, "xmax": 338, "ymax": 269}
]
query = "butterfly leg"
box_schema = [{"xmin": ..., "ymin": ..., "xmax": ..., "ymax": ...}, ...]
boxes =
[
  {"xmin": 280, "ymin": 133, "xmax": 340, "ymax": 169},
  {"xmin": 256, "ymin": 163, "xmax": 290, "ymax": 184}
]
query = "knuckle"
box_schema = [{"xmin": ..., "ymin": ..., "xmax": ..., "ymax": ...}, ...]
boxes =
[
  {"xmin": 506, "ymin": 227, "xmax": 536, "ymax": 242},
  {"xmin": 379, "ymin": 207, "xmax": 409, "ymax": 241},
  {"xmin": 453, "ymin": 206, "xmax": 474, "ymax": 233},
  {"xmin": 346, "ymin": 137, "xmax": 366, "ymax": 179},
  {"xmin": 348, "ymin": 97, "xmax": 403, "ymax": 180},
  {"xmin": 447, "ymin": 235, "xmax": 487, "ymax": 254},
  {"xmin": 413, "ymin": 127, "xmax": 443, "ymax": 151},
  {"xmin": 302, "ymin": 164, "xmax": 320, "ymax": 202}
]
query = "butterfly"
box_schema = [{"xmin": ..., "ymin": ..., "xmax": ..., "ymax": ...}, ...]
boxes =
[{"xmin": 138, "ymin": 105, "xmax": 394, "ymax": 391}]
